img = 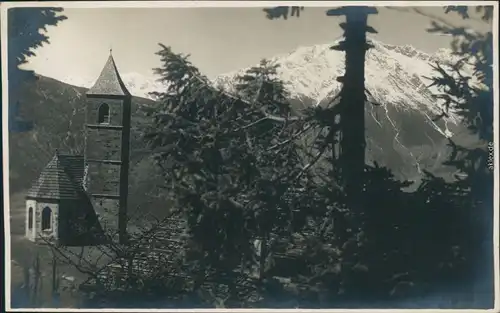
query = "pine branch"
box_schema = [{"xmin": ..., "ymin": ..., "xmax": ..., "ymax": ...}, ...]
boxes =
[
  {"xmin": 295, "ymin": 129, "xmax": 334, "ymax": 181},
  {"xmin": 162, "ymin": 49, "xmax": 302, "ymax": 124},
  {"xmin": 266, "ymin": 123, "xmax": 313, "ymax": 151}
]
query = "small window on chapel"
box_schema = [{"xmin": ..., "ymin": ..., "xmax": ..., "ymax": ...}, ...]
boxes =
[
  {"xmin": 28, "ymin": 207, "xmax": 33, "ymax": 230},
  {"xmin": 41, "ymin": 206, "xmax": 52, "ymax": 231},
  {"xmin": 98, "ymin": 103, "xmax": 110, "ymax": 124}
]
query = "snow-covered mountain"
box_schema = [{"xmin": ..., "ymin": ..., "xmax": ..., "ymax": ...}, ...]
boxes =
[
  {"xmin": 211, "ymin": 38, "xmax": 478, "ymax": 183},
  {"xmin": 57, "ymin": 39, "xmax": 479, "ymax": 183},
  {"xmin": 216, "ymin": 39, "xmax": 469, "ymax": 104},
  {"xmin": 214, "ymin": 39, "xmax": 470, "ymax": 127},
  {"xmin": 61, "ymin": 39, "xmax": 472, "ymax": 116}
]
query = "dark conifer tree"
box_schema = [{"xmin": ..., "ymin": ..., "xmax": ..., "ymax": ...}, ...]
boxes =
[
  {"xmin": 143, "ymin": 46, "xmax": 305, "ymax": 306},
  {"xmin": 260, "ymin": 6, "xmax": 389, "ymax": 301},
  {"xmin": 232, "ymin": 59, "xmax": 309, "ymax": 283},
  {"xmin": 422, "ymin": 5, "xmax": 494, "ymax": 306},
  {"xmin": 8, "ymin": 8, "xmax": 67, "ymax": 132}
]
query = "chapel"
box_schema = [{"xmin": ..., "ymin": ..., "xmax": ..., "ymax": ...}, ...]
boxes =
[{"xmin": 25, "ymin": 51, "xmax": 132, "ymax": 246}]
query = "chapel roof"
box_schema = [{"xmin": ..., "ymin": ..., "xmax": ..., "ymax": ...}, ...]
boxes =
[
  {"xmin": 86, "ymin": 51, "xmax": 131, "ymax": 97},
  {"xmin": 27, "ymin": 153, "xmax": 85, "ymax": 200}
]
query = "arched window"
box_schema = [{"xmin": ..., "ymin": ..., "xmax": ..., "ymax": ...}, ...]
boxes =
[
  {"xmin": 28, "ymin": 207, "xmax": 33, "ymax": 229},
  {"xmin": 41, "ymin": 206, "xmax": 52, "ymax": 230},
  {"xmin": 97, "ymin": 103, "xmax": 110, "ymax": 124}
]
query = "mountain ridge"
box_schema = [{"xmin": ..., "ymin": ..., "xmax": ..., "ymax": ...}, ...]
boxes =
[
  {"xmin": 11, "ymin": 39, "xmax": 482, "ymax": 195},
  {"xmin": 57, "ymin": 38, "xmax": 465, "ymax": 102},
  {"xmin": 57, "ymin": 39, "xmax": 475, "ymax": 142}
]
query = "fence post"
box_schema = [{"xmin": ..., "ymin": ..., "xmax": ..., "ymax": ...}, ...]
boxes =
[
  {"xmin": 51, "ymin": 249, "xmax": 61, "ymax": 307},
  {"xmin": 30, "ymin": 253, "xmax": 42, "ymax": 306}
]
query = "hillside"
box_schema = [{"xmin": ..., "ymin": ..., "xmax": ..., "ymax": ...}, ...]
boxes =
[{"xmin": 8, "ymin": 75, "xmax": 168, "ymax": 217}]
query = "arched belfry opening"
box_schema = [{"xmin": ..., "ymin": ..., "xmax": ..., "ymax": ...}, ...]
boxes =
[
  {"xmin": 42, "ymin": 206, "xmax": 52, "ymax": 230},
  {"xmin": 97, "ymin": 103, "xmax": 110, "ymax": 124}
]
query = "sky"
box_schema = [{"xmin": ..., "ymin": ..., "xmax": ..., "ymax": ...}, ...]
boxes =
[{"xmin": 23, "ymin": 5, "xmax": 493, "ymax": 83}]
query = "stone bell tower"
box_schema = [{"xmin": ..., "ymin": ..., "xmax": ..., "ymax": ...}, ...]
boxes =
[{"xmin": 84, "ymin": 50, "xmax": 131, "ymax": 244}]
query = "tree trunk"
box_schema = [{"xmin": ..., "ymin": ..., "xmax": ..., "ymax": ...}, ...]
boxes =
[
  {"xmin": 327, "ymin": 7, "xmax": 377, "ymax": 296},
  {"xmin": 338, "ymin": 13, "xmax": 369, "ymax": 203}
]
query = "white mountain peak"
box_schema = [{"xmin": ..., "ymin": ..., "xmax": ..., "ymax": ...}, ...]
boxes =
[
  {"xmin": 215, "ymin": 38, "xmax": 465, "ymax": 102},
  {"xmin": 60, "ymin": 39, "xmax": 474, "ymax": 139}
]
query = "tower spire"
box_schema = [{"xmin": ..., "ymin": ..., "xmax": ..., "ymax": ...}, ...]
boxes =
[{"xmin": 86, "ymin": 50, "xmax": 131, "ymax": 97}]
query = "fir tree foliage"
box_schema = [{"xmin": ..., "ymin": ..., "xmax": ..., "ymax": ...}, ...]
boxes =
[
  {"xmin": 255, "ymin": 5, "xmax": 494, "ymax": 305},
  {"xmin": 426, "ymin": 5, "xmax": 493, "ymax": 142},
  {"xmin": 143, "ymin": 45, "xmax": 308, "ymax": 294},
  {"xmin": 422, "ymin": 6, "xmax": 494, "ymax": 304}
]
